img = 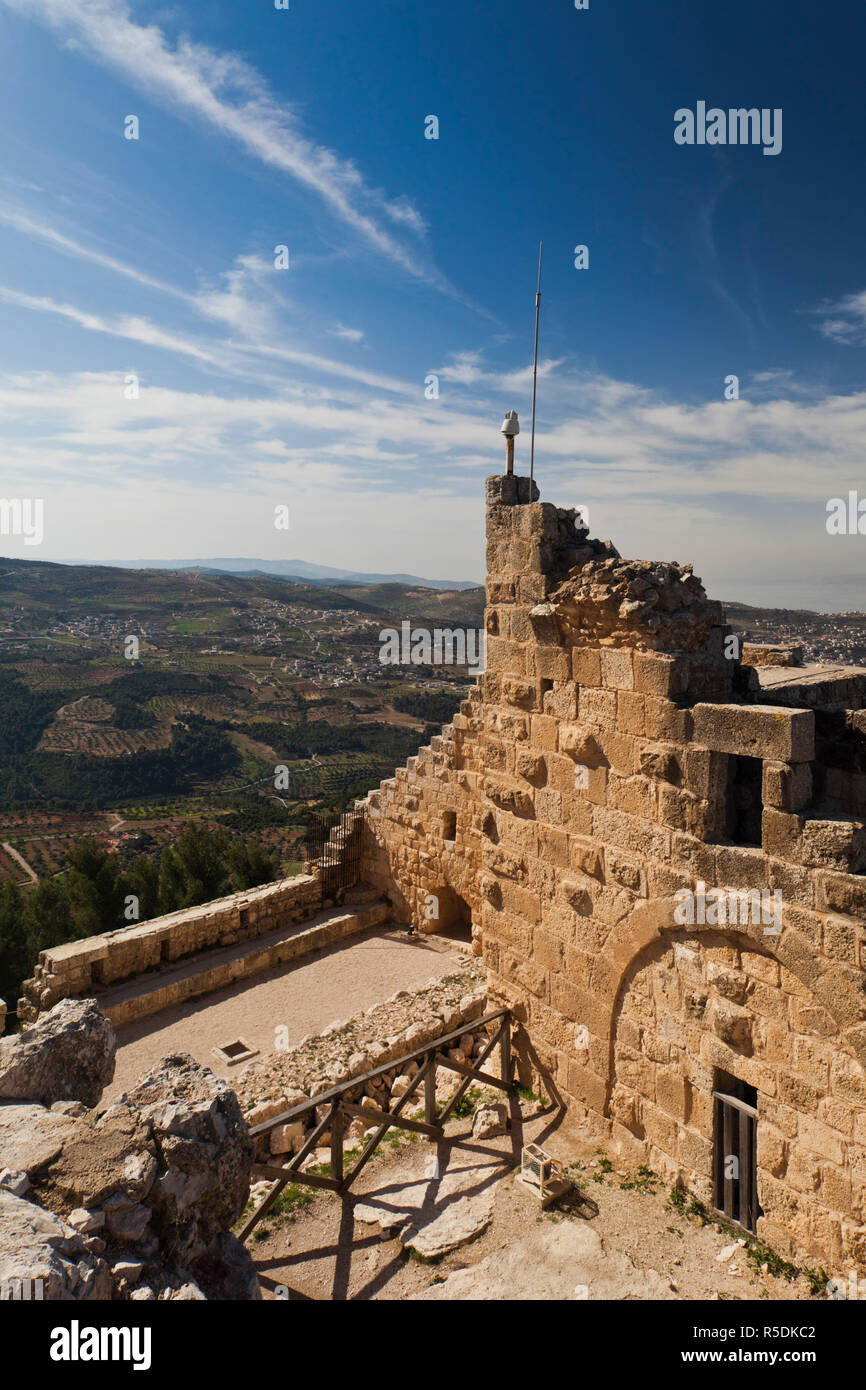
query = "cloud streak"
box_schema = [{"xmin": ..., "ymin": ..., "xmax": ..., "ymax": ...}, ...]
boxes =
[
  {"xmin": 3, "ymin": 354, "xmax": 865, "ymax": 605},
  {"xmin": 812, "ymin": 289, "xmax": 866, "ymax": 345},
  {"xmin": 0, "ymin": 0, "xmax": 451, "ymax": 290}
]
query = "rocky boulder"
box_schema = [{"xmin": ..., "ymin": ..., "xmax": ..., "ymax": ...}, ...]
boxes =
[
  {"xmin": 471, "ymin": 1102, "xmax": 508, "ymax": 1140},
  {"xmin": 0, "ymin": 999, "xmax": 115, "ymax": 1109},
  {"xmin": 0, "ymin": 1005, "xmax": 260, "ymax": 1300},
  {"xmin": 31, "ymin": 1101, "xmax": 156, "ymax": 1217},
  {"xmin": 116, "ymin": 1053, "xmax": 255, "ymax": 1265},
  {"xmin": 0, "ymin": 1188, "xmax": 112, "ymax": 1300}
]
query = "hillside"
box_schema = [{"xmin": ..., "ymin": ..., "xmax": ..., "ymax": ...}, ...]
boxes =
[{"xmin": 0, "ymin": 557, "xmax": 485, "ymax": 889}]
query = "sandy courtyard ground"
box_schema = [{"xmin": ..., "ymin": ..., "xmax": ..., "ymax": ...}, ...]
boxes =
[
  {"xmin": 104, "ymin": 927, "xmax": 466, "ymax": 1103},
  {"xmin": 246, "ymin": 1098, "xmax": 824, "ymax": 1303}
]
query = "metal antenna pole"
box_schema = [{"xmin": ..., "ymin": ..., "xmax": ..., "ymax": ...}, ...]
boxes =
[{"xmin": 529, "ymin": 241, "xmax": 542, "ymax": 491}]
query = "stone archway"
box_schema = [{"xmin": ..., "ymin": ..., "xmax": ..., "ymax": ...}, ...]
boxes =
[
  {"xmin": 607, "ymin": 921, "xmax": 866, "ymax": 1270},
  {"xmin": 594, "ymin": 895, "xmax": 866, "ymax": 1089}
]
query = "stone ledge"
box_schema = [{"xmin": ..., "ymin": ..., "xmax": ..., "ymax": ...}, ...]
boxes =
[
  {"xmin": 692, "ymin": 702, "xmax": 815, "ymax": 762},
  {"xmin": 92, "ymin": 903, "xmax": 389, "ymax": 1029},
  {"xmin": 19, "ymin": 874, "xmax": 324, "ymax": 1018}
]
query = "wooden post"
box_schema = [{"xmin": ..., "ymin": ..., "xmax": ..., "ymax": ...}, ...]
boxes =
[
  {"xmin": 499, "ymin": 1017, "xmax": 512, "ymax": 1089},
  {"xmin": 330, "ymin": 1101, "xmax": 344, "ymax": 1189},
  {"xmin": 424, "ymin": 1049, "xmax": 437, "ymax": 1127},
  {"xmin": 505, "ymin": 435, "xmax": 515, "ymax": 475}
]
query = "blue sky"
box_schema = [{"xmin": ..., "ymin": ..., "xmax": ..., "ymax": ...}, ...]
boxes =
[{"xmin": 1, "ymin": 0, "xmax": 865, "ymax": 607}]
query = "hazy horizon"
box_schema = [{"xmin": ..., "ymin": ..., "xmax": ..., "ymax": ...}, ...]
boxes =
[{"xmin": 1, "ymin": 1, "xmax": 865, "ymax": 611}]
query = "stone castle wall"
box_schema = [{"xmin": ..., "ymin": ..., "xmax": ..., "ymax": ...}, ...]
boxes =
[
  {"xmin": 358, "ymin": 472, "xmax": 866, "ymax": 1276},
  {"xmin": 614, "ymin": 927, "xmax": 866, "ymax": 1268},
  {"xmin": 18, "ymin": 872, "xmax": 323, "ymax": 1023}
]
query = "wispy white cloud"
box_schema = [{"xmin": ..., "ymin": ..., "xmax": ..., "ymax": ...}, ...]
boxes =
[
  {"xmin": 0, "ymin": 200, "xmax": 406, "ymax": 391},
  {"xmin": 2, "ymin": 353, "xmax": 865, "ymax": 606},
  {"xmin": 328, "ymin": 324, "xmax": 366, "ymax": 344},
  {"xmin": 5, "ymin": 359, "xmax": 866, "ymax": 505},
  {"xmin": 0, "ymin": 0, "xmax": 449, "ymax": 289},
  {"xmin": 0, "ymin": 279, "xmax": 418, "ymax": 395},
  {"xmin": 436, "ymin": 349, "xmax": 565, "ymax": 392},
  {"xmin": 812, "ymin": 289, "xmax": 866, "ymax": 345},
  {"xmin": 0, "ymin": 285, "xmax": 252, "ymax": 374},
  {"xmin": 0, "ymin": 202, "xmax": 188, "ymax": 300}
]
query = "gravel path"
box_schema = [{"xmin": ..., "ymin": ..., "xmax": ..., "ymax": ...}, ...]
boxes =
[{"xmin": 104, "ymin": 927, "xmax": 467, "ymax": 1105}]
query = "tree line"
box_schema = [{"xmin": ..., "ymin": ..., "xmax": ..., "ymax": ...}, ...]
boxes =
[
  {"xmin": 0, "ymin": 716, "xmax": 241, "ymax": 811},
  {"xmin": 232, "ymin": 716, "xmax": 438, "ymax": 762},
  {"xmin": 0, "ymin": 824, "xmax": 278, "ymax": 1013}
]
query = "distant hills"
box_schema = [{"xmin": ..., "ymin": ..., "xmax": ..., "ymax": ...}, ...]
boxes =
[
  {"xmin": 60, "ymin": 556, "xmax": 481, "ymax": 591},
  {"xmin": 0, "ymin": 554, "xmax": 486, "ymax": 626}
]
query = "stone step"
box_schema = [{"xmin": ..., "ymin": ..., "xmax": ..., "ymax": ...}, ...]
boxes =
[
  {"xmin": 342, "ymin": 885, "xmax": 380, "ymax": 906},
  {"xmin": 94, "ymin": 902, "xmax": 390, "ymax": 1029}
]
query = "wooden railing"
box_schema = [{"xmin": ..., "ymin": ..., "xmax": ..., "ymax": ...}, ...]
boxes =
[{"xmin": 238, "ymin": 1008, "xmax": 513, "ymax": 1243}]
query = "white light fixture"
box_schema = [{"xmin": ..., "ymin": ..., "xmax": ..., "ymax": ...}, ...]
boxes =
[
  {"xmin": 500, "ymin": 410, "xmax": 520, "ymax": 437},
  {"xmin": 501, "ymin": 410, "xmax": 519, "ymax": 475}
]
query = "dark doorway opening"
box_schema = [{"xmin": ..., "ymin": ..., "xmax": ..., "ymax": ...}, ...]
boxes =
[
  {"xmin": 725, "ymin": 755, "xmax": 763, "ymax": 848},
  {"xmin": 713, "ymin": 1070, "xmax": 760, "ymax": 1233},
  {"xmin": 433, "ymin": 885, "xmax": 473, "ymax": 943}
]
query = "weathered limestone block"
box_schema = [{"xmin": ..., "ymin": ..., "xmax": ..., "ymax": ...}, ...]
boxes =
[
  {"xmin": 487, "ymin": 708, "xmax": 529, "ymax": 741},
  {"xmin": 270, "ymin": 1122, "xmax": 305, "ymax": 1156},
  {"xmin": 763, "ymin": 760, "xmax": 812, "ymax": 813},
  {"xmin": 706, "ymin": 961, "xmax": 747, "ymax": 1005},
  {"xmin": 0, "ymin": 1189, "xmax": 112, "ymax": 1300},
  {"xmin": 577, "ymin": 687, "xmax": 617, "ymax": 731},
  {"xmin": 800, "ymin": 818, "xmax": 866, "ymax": 873},
  {"xmin": 707, "ymin": 998, "xmax": 753, "ymax": 1053},
  {"xmin": 644, "ymin": 698, "xmax": 692, "ymax": 743},
  {"xmin": 638, "ymin": 742, "xmax": 682, "ymax": 784},
  {"xmin": 0, "ymin": 999, "xmax": 115, "ymax": 1109},
  {"xmin": 830, "ymin": 1051, "xmax": 866, "ymax": 1107},
  {"xmin": 816, "ymin": 872, "xmax": 866, "ymax": 918},
  {"xmin": 0, "ymin": 1103, "xmax": 80, "ymax": 1182},
  {"xmin": 606, "ymin": 851, "xmax": 644, "ymax": 895},
  {"xmin": 471, "ymin": 1102, "xmax": 508, "ymax": 1140},
  {"xmin": 617, "ymin": 690, "xmax": 647, "ymax": 735},
  {"xmin": 483, "ymin": 777, "xmax": 534, "ymax": 818},
  {"xmin": 761, "ymin": 808, "xmax": 803, "ymax": 861},
  {"xmin": 592, "ymin": 807, "xmax": 671, "ymax": 862},
  {"xmin": 658, "ymin": 785, "xmax": 715, "ymax": 838},
  {"xmin": 569, "ymin": 835, "xmax": 604, "ymax": 880},
  {"xmin": 572, "ymin": 647, "xmax": 601, "ymax": 686},
  {"xmin": 484, "ymin": 845, "xmax": 528, "ymax": 881},
  {"xmin": 600, "ymin": 649, "xmax": 635, "ymax": 691},
  {"xmin": 117, "ymin": 1054, "xmax": 254, "ymax": 1263},
  {"xmin": 609, "ymin": 773, "xmax": 656, "ymax": 821},
  {"xmin": 742, "ymin": 642, "xmax": 803, "ymax": 668},
  {"xmin": 530, "ymin": 643, "xmax": 571, "ymax": 680},
  {"xmin": 559, "ymin": 876, "xmax": 594, "ymax": 916},
  {"xmin": 515, "ymin": 749, "xmax": 547, "ymax": 785},
  {"xmin": 17, "ymin": 1103, "xmax": 157, "ymax": 1219},
  {"xmin": 501, "ymin": 677, "xmax": 535, "ymax": 708},
  {"xmin": 633, "ymin": 652, "xmax": 689, "ymax": 698},
  {"xmin": 692, "ymin": 703, "xmax": 815, "ymax": 762}
]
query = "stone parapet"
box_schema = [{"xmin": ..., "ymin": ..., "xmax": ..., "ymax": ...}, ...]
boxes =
[{"xmin": 19, "ymin": 873, "xmax": 325, "ymax": 1022}]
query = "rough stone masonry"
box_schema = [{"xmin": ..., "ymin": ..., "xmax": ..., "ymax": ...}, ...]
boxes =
[{"xmin": 359, "ymin": 471, "xmax": 866, "ymax": 1277}]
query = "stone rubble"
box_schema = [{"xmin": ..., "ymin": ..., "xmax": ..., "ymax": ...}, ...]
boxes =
[
  {"xmin": 0, "ymin": 998, "xmax": 260, "ymax": 1301},
  {"xmin": 235, "ymin": 961, "xmax": 488, "ymax": 1159},
  {"xmin": 0, "ymin": 998, "xmax": 116, "ymax": 1109}
]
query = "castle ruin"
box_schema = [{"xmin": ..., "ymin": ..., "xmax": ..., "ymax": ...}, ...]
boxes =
[
  {"xmin": 359, "ymin": 468, "xmax": 866, "ymax": 1274},
  {"xmin": 15, "ymin": 463, "xmax": 866, "ymax": 1283}
]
